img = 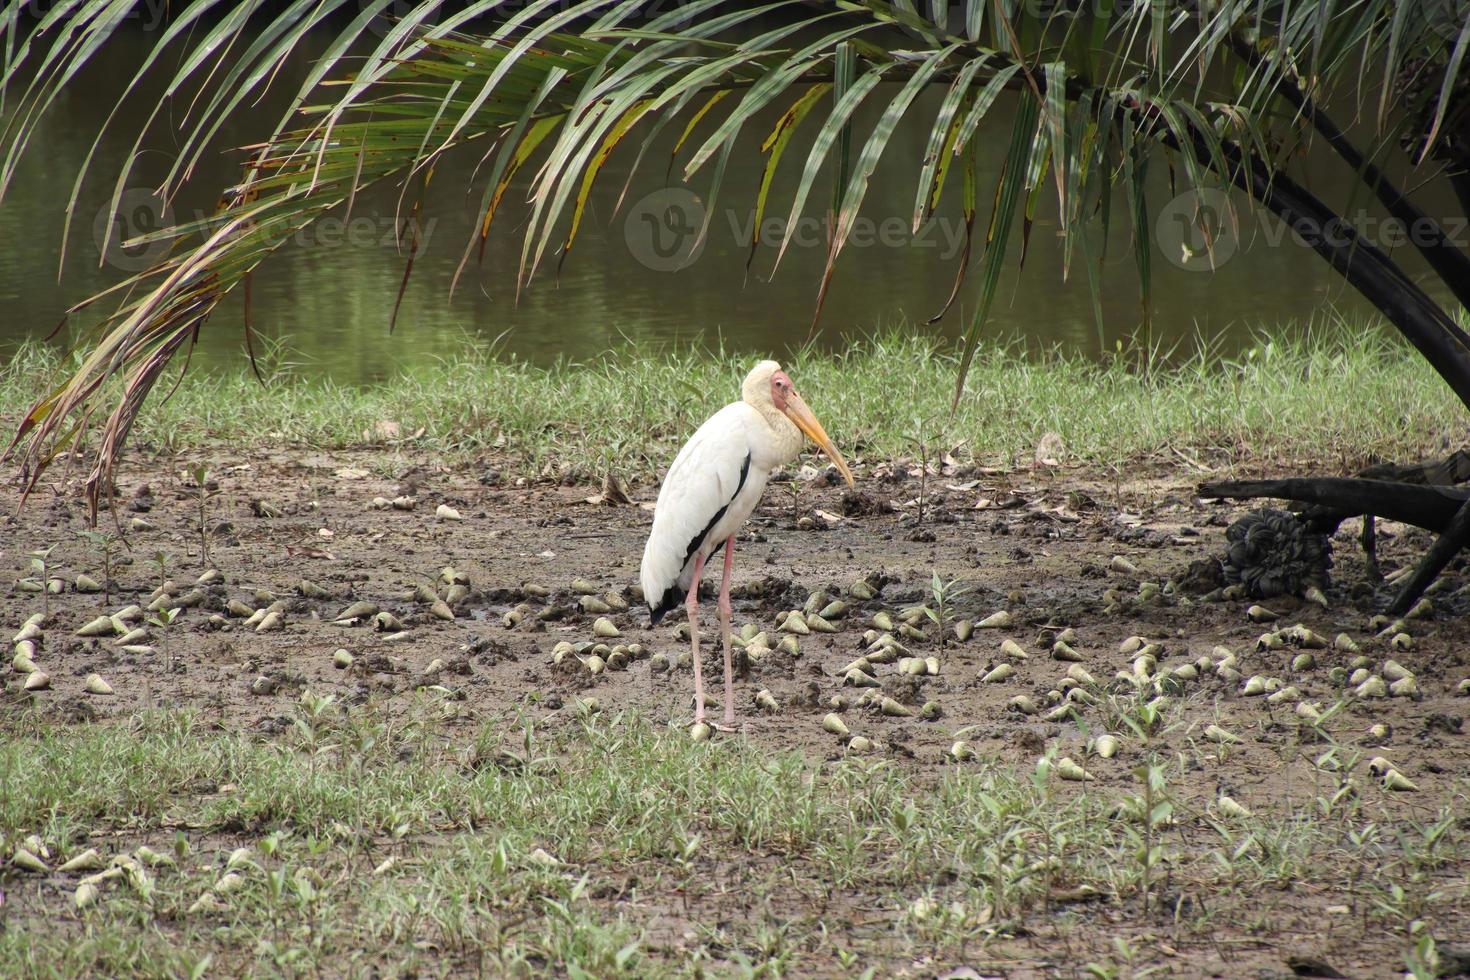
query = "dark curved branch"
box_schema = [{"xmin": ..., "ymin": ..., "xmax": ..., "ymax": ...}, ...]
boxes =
[
  {"xmin": 1390, "ymin": 497, "xmax": 1470, "ymax": 613},
  {"xmin": 1199, "ymin": 477, "xmax": 1468, "ymax": 532}
]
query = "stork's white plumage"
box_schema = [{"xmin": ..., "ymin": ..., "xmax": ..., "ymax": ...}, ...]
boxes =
[{"xmin": 641, "ymin": 360, "xmax": 854, "ymax": 730}]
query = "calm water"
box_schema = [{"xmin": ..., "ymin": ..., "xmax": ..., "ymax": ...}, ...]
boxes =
[{"xmin": 0, "ymin": 27, "xmax": 1450, "ymax": 383}]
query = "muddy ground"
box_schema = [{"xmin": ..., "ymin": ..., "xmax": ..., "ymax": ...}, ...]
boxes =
[{"xmin": 4, "ymin": 446, "xmax": 1470, "ymax": 978}]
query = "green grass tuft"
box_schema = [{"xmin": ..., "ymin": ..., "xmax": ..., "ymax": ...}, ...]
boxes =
[
  {"xmin": 0, "ymin": 705, "xmax": 1462, "ymax": 975},
  {"xmin": 1, "ymin": 319, "xmax": 1462, "ymax": 483}
]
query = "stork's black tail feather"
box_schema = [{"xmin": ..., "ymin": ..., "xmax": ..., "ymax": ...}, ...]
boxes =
[
  {"xmin": 648, "ymin": 595, "xmax": 676, "ymax": 627},
  {"xmin": 645, "ymin": 537, "xmax": 730, "ymax": 627}
]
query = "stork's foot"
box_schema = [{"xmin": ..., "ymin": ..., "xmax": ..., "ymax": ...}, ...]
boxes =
[{"xmin": 689, "ymin": 714, "xmax": 743, "ymax": 734}]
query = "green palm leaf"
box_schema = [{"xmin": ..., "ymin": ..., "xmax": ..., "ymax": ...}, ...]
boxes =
[
  {"xmin": 750, "ymin": 82, "xmax": 832, "ymax": 267},
  {"xmin": 954, "ymin": 92, "xmax": 1039, "ymax": 407},
  {"xmin": 3, "ymin": 0, "xmax": 1469, "ymax": 509}
]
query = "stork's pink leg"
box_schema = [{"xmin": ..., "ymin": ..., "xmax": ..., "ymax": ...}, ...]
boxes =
[
  {"xmin": 717, "ymin": 536, "xmax": 738, "ymax": 730},
  {"xmin": 685, "ymin": 552, "xmax": 708, "ymax": 726}
]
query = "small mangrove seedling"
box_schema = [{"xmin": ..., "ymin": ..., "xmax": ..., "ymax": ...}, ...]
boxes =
[
  {"xmin": 1118, "ymin": 758, "xmax": 1175, "ymax": 915},
  {"xmin": 784, "ymin": 477, "xmax": 804, "ymax": 525},
  {"xmin": 923, "ymin": 572, "xmax": 968, "ymax": 651},
  {"xmin": 152, "ymin": 550, "xmax": 172, "ymax": 594},
  {"xmin": 293, "ymin": 690, "xmax": 339, "ymax": 782},
  {"xmin": 189, "ymin": 463, "xmax": 220, "ymax": 565},
  {"xmin": 1086, "ymin": 937, "xmax": 1147, "ymax": 980},
  {"xmin": 147, "ymin": 606, "xmax": 181, "ymax": 674},
  {"xmin": 27, "ymin": 545, "xmax": 57, "ymax": 617},
  {"xmin": 904, "ymin": 414, "xmax": 947, "ymax": 526},
  {"xmin": 1115, "ymin": 694, "xmax": 1166, "ymax": 745},
  {"xmin": 77, "ymin": 530, "xmax": 124, "ymax": 604}
]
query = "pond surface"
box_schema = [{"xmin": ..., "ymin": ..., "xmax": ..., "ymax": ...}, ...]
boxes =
[{"xmin": 0, "ymin": 26, "xmax": 1451, "ymax": 383}]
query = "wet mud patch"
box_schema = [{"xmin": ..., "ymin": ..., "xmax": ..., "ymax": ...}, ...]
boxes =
[{"xmin": 3, "ymin": 448, "xmax": 1469, "ymax": 977}]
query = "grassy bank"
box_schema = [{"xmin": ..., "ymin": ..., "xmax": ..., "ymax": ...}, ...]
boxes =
[
  {"xmin": 1, "ymin": 324, "xmax": 1461, "ymax": 481},
  {"xmin": 0, "ymin": 705, "xmax": 1458, "ymax": 976}
]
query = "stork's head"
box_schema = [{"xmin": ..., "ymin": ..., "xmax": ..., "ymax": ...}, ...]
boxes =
[{"xmin": 743, "ymin": 360, "xmax": 855, "ymax": 487}]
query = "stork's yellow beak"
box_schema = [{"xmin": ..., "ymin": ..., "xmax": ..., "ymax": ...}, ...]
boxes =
[{"xmin": 783, "ymin": 391, "xmax": 855, "ymax": 487}]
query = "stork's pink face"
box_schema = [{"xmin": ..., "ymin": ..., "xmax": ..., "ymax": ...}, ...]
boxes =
[
  {"xmin": 769, "ymin": 370, "xmax": 795, "ymax": 411},
  {"xmin": 769, "ymin": 368, "xmax": 854, "ymax": 487}
]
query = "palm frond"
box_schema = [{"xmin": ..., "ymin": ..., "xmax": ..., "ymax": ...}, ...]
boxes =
[
  {"xmin": 954, "ymin": 91, "xmax": 1039, "ymax": 407},
  {"xmin": 2, "ymin": 0, "xmax": 1469, "ymax": 512}
]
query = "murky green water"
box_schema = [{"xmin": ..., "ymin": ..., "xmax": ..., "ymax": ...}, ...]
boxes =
[{"xmin": 0, "ymin": 27, "xmax": 1449, "ymax": 384}]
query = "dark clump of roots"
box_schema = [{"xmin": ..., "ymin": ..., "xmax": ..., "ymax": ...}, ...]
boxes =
[{"xmin": 1223, "ymin": 508, "xmax": 1332, "ymax": 599}]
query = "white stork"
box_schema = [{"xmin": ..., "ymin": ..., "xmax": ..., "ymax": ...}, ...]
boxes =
[{"xmin": 640, "ymin": 360, "xmax": 854, "ymax": 731}]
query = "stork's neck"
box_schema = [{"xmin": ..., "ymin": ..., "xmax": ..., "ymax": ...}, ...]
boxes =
[{"xmin": 747, "ymin": 398, "xmax": 805, "ymax": 470}]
